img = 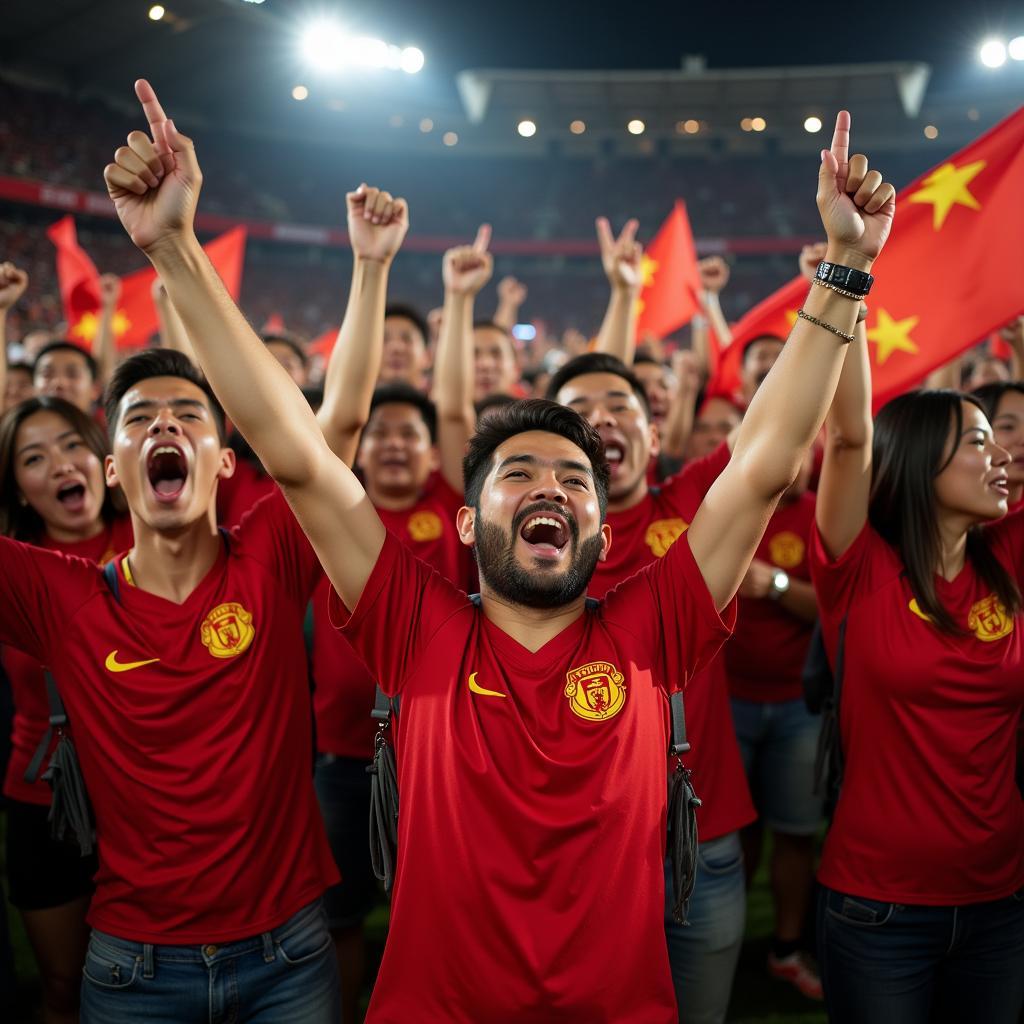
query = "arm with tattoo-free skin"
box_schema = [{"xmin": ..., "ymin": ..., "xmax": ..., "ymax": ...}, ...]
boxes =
[
  {"xmin": 104, "ymin": 79, "xmax": 385, "ymax": 609},
  {"xmin": 593, "ymin": 217, "xmax": 642, "ymax": 364},
  {"xmin": 493, "ymin": 275, "xmax": 526, "ymax": 332},
  {"xmin": 686, "ymin": 112, "xmax": 896, "ymax": 609},
  {"xmin": 151, "ymin": 277, "xmax": 197, "ymax": 361},
  {"xmin": 0, "ymin": 262, "xmax": 29, "ymax": 401}
]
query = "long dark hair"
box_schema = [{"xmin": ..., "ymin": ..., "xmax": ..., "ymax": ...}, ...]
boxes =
[
  {"xmin": 0, "ymin": 396, "xmax": 125, "ymax": 541},
  {"xmin": 870, "ymin": 389, "xmax": 1021, "ymax": 634}
]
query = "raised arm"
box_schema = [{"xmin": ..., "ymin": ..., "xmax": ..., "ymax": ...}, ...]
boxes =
[
  {"xmin": 687, "ymin": 112, "xmax": 895, "ymax": 609},
  {"xmin": 93, "ymin": 273, "xmax": 121, "ymax": 385},
  {"xmin": 434, "ymin": 225, "xmax": 492, "ymax": 493},
  {"xmin": 593, "ymin": 217, "xmax": 642, "ymax": 363},
  {"xmin": 151, "ymin": 277, "xmax": 196, "ymax": 361},
  {"xmin": 695, "ymin": 256, "xmax": 733, "ymax": 367},
  {"xmin": 317, "ymin": 184, "xmax": 409, "ymax": 465},
  {"xmin": 0, "ymin": 262, "xmax": 29, "ymax": 402},
  {"xmin": 659, "ymin": 349, "xmax": 701, "ymax": 461},
  {"xmin": 493, "ymin": 275, "xmax": 526, "ymax": 332},
  {"xmin": 104, "ymin": 79, "xmax": 384, "ymax": 608}
]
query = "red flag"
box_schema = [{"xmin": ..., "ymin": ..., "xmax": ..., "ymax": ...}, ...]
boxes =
[
  {"xmin": 635, "ymin": 201, "xmax": 701, "ymax": 340},
  {"xmin": 47, "ymin": 216, "xmax": 101, "ymax": 344},
  {"xmin": 262, "ymin": 313, "xmax": 286, "ymax": 334},
  {"xmin": 309, "ymin": 325, "xmax": 340, "ymax": 359},
  {"xmin": 710, "ymin": 106, "xmax": 1024, "ymax": 404}
]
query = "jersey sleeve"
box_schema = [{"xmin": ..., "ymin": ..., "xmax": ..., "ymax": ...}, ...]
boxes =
[
  {"xmin": 981, "ymin": 507, "xmax": 1024, "ymax": 587},
  {"xmin": 0, "ymin": 537, "xmax": 94, "ymax": 663},
  {"xmin": 601, "ymin": 530, "xmax": 736, "ymax": 692},
  {"xmin": 232, "ymin": 488, "xmax": 323, "ymax": 604},
  {"xmin": 662, "ymin": 441, "xmax": 731, "ymax": 509},
  {"xmin": 328, "ymin": 531, "xmax": 470, "ymax": 697}
]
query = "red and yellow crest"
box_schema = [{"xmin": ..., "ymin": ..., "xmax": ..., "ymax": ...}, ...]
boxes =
[
  {"xmin": 564, "ymin": 660, "xmax": 627, "ymax": 722},
  {"xmin": 645, "ymin": 518, "xmax": 688, "ymax": 559},
  {"xmin": 200, "ymin": 602, "xmax": 255, "ymax": 659},
  {"xmin": 769, "ymin": 531, "xmax": 805, "ymax": 570},
  {"xmin": 967, "ymin": 594, "xmax": 1013, "ymax": 643},
  {"xmin": 407, "ymin": 510, "xmax": 443, "ymax": 543}
]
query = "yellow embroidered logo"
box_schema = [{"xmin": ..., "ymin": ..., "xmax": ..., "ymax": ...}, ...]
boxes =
[
  {"xmin": 967, "ymin": 594, "xmax": 1013, "ymax": 643},
  {"xmin": 407, "ymin": 510, "xmax": 443, "ymax": 543},
  {"xmin": 908, "ymin": 598, "xmax": 931, "ymax": 622},
  {"xmin": 467, "ymin": 672, "xmax": 507, "ymax": 698},
  {"xmin": 564, "ymin": 661, "xmax": 627, "ymax": 722},
  {"xmin": 105, "ymin": 650, "xmax": 159, "ymax": 673},
  {"xmin": 644, "ymin": 518, "xmax": 688, "ymax": 558},
  {"xmin": 769, "ymin": 531, "xmax": 805, "ymax": 569},
  {"xmin": 200, "ymin": 602, "xmax": 255, "ymax": 659}
]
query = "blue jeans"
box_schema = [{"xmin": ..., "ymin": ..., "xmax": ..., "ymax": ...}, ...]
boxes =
[
  {"xmin": 80, "ymin": 899, "xmax": 341, "ymax": 1024},
  {"xmin": 664, "ymin": 832, "xmax": 746, "ymax": 1024},
  {"xmin": 817, "ymin": 884, "xmax": 1024, "ymax": 1024}
]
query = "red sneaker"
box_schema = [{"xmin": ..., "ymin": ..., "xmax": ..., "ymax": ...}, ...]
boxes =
[{"xmin": 767, "ymin": 951, "xmax": 824, "ymax": 1001}]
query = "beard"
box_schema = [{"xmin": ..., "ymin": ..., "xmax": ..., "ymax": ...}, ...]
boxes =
[{"xmin": 473, "ymin": 509, "xmax": 604, "ymax": 609}]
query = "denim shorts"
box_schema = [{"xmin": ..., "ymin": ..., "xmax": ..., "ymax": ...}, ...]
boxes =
[{"xmin": 730, "ymin": 696, "xmax": 824, "ymax": 835}]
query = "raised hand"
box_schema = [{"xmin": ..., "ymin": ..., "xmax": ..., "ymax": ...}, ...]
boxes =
[
  {"xmin": 498, "ymin": 275, "xmax": 528, "ymax": 307},
  {"xmin": 443, "ymin": 224, "xmax": 493, "ymax": 296},
  {"xmin": 816, "ymin": 111, "xmax": 895, "ymax": 266},
  {"xmin": 0, "ymin": 262, "xmax": 28, "ymax": 311},
  {"xmin": 798, "ymin": 241, "xmax": 829, "ymax": 281},
  {"xmin": 99, "ymin": 272, "xmax": 122, "ymax": 309},
  {"xmin": 671, "ymin": 349, "xmax": 701, "ymax": 397},
  {"xmin": 698, "ymin": 256, "xmax": 729, "ymax": 295},
  {"xmin": 103, "ymin": 79, "xmax": 201, "ymax": 253},
  {"xmin": 346, "ymin": 184, "xmax": 409, "ymax": 264},
  {"xmin": 596, "ymin": 217, "xmax": 642, "ymax": 291}
]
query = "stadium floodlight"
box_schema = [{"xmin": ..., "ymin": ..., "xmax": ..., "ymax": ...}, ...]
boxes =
[
  {"xmin": 443, "ymin": 131, "xmax": 459, "ymax": 146},
  {"xmin": 627, "ymin": 119, "xmax": 645, "ymax": 135},
  {"xmin": 400, "ymin": 47, "xmax": 425, "ymax": 73},
  {"xmin": 924, "ymin": 124, "xmax": 938, "ymax": 139},
  {"xmin": 518, "ymin": 119, "xmax": 537, "ymax": 138},
  {"xmin": 803, "ymin": 116, "xmax": 823, "ymax": 133},
  {"xmin": 683, "ymin": 119, "xmax": 700, "ymax": 134},
  {"xmin": 751, "ymin": 116, "xmax": 766, "ymax": 132},
  {"xmin": 740, "ymin": 117, "xmax": 753, "ymax": 132},
  {"xmin": 1009, "ymin": 36, "xmax": 1024, "ymax": 60},
  {"xmin": 148, "ymin": 4, "xmax": 165, "ymax": 20},
  {"xmin": 301, "ymin": 19, "xmax": 348, "ymax": 72},
  {"xmin": 512, "ymin": 324, "xmax": 537, "ymax": 342},
  {"xmin": 292, "ymin": 85, "xmax": 309, "ymax": 101},
  {"xmin": 979, "ymin": 39, "xmax": 1007, "ymax": 68},
  {"xmin": 419, "ymin": 118, "xmax": 434, "ymax": 133},
  {"xmin": 569, "ymin": 119, "xmax": 586, "ymax": 135}
]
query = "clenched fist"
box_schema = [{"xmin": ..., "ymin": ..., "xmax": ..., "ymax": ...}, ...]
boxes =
[
  {"xmin": 443, "ymin": 225, "xmax": 493, "ymax": 296},
  {"xmin": 346, "ymin": 184, "xmax": 409, "ymax": 265},
  {"xmin": 0, "ymin": 262, "xmax": 28, "ymax": 311},
  {"xmin": 698, "ymin": 256, "xmax": 729, "ymax": 295}
]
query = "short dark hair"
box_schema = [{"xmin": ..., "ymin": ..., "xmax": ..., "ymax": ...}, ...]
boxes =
[
  {"xmin": 103, "ymin": 350, "xmax": 227, "ymax": 443},
  {"xmin": 262, "ymin": 333, "xmax": 309, "ymax": 370},
  {"xmin": 7, "ymin": 361, "xmax": 33, "ymax": 377},
  {"xmin": 0, "ymin": 395, "xmax": 126, "ymax": 540},
  {"xmin": 971, "ymin": 381, "xmax": 1024, "ymax": 422},
  {"xmin": 475, "ymin": 392, "xmax": 518, "ymax": 419},
  {"xmin": 368, "ymin": 382, "xmax": 437, "ymax": 442},
  {"xmin": 384, "ymin": 304, "xmax": 429, "ymax": 346},
  {"xmin": 545, "ymin": 352, "xmax": 651, "ymax": 419},
  {"xmin": 741, "ymin": 334, "xmax": 785, "ymax": 365},
  {"xmin": 32, "ymin": 341, "xmax": 98, "ymax": 380},
  {"xmin": 463, "ymin": 399, "xmax": 609, "ymax": 516},
  {"xmin": 870, "ymin": 389, "xmax": 1021, "ymax": 634},
  {"xmin": 632, "ymin": 352, "xmax": 663, "ymax": 369}
]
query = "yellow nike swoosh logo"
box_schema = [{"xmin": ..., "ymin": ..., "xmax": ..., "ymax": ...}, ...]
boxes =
[
  {"xmin": 468, "ymin": 672, "xmax": 506, "ymax": 698},
  {"xmin": 105, "ymin": 650, "xmax": 160, "ymax": 673}
]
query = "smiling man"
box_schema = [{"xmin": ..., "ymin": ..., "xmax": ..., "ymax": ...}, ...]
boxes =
[
  {"xmin": 0, "ymin": 348, "xmax": 341, "ymax": 1021},
  {"xmin": 101, "ymin": 80, "xmax": 895, "ymax": 1022}
]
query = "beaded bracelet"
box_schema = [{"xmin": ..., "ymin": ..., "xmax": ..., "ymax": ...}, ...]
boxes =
[
  {"xmin": 796, "ymin": 309, "xmax": 855, "ymax": 343},
  {"xmin": 812, "ymin": 277, "xmax": 866, "ymax": 301}
]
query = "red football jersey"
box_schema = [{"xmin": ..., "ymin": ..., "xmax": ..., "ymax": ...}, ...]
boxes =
[
  {"xmin": 725, "ymin": 492, "xmax": 816, "ymax": 703},
  {"xmin": 589, "ymin": 442, "xmax": 756, "ymax": 843},
  {"xmin": 2, "ymin": 516, "xmax": 134, "ymax": 806},
  {"xmin": 312, "ymin": 474, "xmax": 473, "ymax": 759},
  {"xmin": 0, "ymin": 491, "xmax": 338, "ymax": 942},
  {"xmin": 811, "ymin": 516, "xmax": 1024, "ymax": 904},
  {"xmin": 332, "ymin": 530, "xmax": 734, "ymax": 1023},
  {"xmin": 216, "ymin": 455, "xmax": 278, "ymax": 528}
]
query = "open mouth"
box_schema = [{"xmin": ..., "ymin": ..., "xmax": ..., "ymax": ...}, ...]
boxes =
[
  {"xmin": 518, "ymin": 511, "xmax": 571, "ymax": 559},
  {"xmin": 56, "ymin": 481, "xmax": 87, "ymax": 513},
  {"xmin": 989, "ymin": 474, "xmax": 1010, "ymax": 496},
  {"xmin": 147, "ymin": 444, "xmax": 188, "ymax": 502},
  {"xmin": 602, "ymin": 439, "xmax": 626, "ymax": 477}
]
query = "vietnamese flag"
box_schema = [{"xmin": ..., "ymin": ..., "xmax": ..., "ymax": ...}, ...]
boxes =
[
  {"xmin": 710, "ymin": 105, "xmax": 1024, "ymax": 404},
  {"xmin": 47, "ymin": 217, "xmax": 102, "ymax": 343},
  {"xmin": 635, "ymin": 201, "xmax": 702, "ymax": 340}
]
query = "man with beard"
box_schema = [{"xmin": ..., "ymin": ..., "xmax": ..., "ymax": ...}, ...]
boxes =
[
  {"xmin": 548, "ymin": 351, "xmax": 755, "ymax": 1024},
  {"xmin": 104, "ymin": 83, "xmax": 895, "ymax": 1022}
]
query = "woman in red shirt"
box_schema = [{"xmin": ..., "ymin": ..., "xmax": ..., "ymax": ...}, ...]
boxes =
[
  {"xmin": 812, "ymin": 322, "xmax": 1024, "ymax": 1022},
  {"xmin": 0, "ymin": 395, "xmax": 130, "ymax": 1023}
]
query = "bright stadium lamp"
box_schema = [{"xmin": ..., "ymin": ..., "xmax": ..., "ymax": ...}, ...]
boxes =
[
  {"xmin": 302, "ymin": 20, "xmax": 348, "ymax": 72},
  {"xmin": 979, "ymin": 39, "xmax": 1007, "ymax": 68},
  {"xmin": 803, "ymin": 116, "xmax": 823, "ymax": 133},
  {"xmin": 627, "ymin": 119, "xmax": 645, "ymax": 135},
  {"xmin": 1009, "ymin": 36, "xmax": 1024, "ymax": 60},
  {"xmin": 518, "ymin": 119, "xmax": 537, "ymax": 138},
  {"xmin": 148, "ymin": 5, "xmax": 165, "ymax": 20},
  {"xmin": 400, "ymin": 47, "xmax": 425, "ymax": 73}
]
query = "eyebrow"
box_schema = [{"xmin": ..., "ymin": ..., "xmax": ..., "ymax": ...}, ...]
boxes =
[
  {"xmin": 496, "ymin": 453, "xmax": 593, "ymax": 477},
  {"xmin": 565, "ymin": 388, "xmax": 634, "ymax": 407},
  {"xmin": 121, "ymin": 398, "xmax": 208, "ymax": 419},
  {"xmin": 16, "ymin": 429, "xmax": 80, "ymax": 458},
  {"xmin": 960, "ymin": 426, "xmax": 990, "ymax": 438}
]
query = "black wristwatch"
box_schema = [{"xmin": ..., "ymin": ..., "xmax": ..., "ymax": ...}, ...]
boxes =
[{"xmin": 815, "ymin": 261, "xmax": 874, "ymax": 297}]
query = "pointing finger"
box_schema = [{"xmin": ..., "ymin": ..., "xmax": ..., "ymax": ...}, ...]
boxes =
[
  {"xmin": 473, "ymin": 223, "xmax": 491, "ymax": 253},
  {"xmin": 595, "ymin": 216, "xmax": 613, "ymax": 252},
  {"xmin": 830, "ymin": 110, "xmax": 851, "ymax": 190}
]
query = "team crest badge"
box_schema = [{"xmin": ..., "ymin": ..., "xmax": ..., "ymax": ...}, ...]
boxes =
[
  {"xmin": 967, "ymin": 594, "xmax": 1013, "ymax": 642},
  {"xmin": 644, "ymin": 518, "xmax": 688, "ymax": 558},
  {"xmin": 564, "ymin": 661, "xmax": 627, "ymax": 722},
  {"xmin": 769, "ymin": 531, "xmax": 805, "ymax": 569},
  {"xmin": 407, "ymin": 510, "xmax": 443, "ymax": 542},
  {"xmin": 200, "ymin": 602, "xmax": 255, "ymax": 659}
]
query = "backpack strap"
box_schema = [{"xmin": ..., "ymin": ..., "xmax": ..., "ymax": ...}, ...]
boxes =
[
  {"xmin": 102, "ymin": 559, "xmax": 121, "ymax": 602},
  {"xmin": 23, "ymin": 671, "xmax": 67, "ymax": 784},
  {"xmin": 669, "ymin": 690, "xmax": 689, "ymax": 756}
]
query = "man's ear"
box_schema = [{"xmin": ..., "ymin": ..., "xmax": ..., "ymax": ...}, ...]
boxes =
[
  {"xmin": 647, "ymin": 420, "xmax": 660, "ymax": 460},
  {"xmin": 104, "ymin": 453, "xmax": 119, "ymax": 488},
  {"xmin": 456, "ymin": 505, "xmax": 476, "ymax": 548},
  {"xmin": 598, "ymin": 522, "xmax": 612, "ymax": 562},
  {"xmin": 218, "ymin": 446, "xmax": 236, "ymax": 480}
]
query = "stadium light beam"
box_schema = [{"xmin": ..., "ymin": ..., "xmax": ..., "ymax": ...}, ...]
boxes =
[
  {"xmin": 301, "ymin": 20, "xmax": 348, "ymax": 72},
  {"xmin": 148, "ymin": 4, "xmax": 165, "ymax": 20},
  {"xmin": 803, "ymin": 116, "xmax": 823, "ymax": 133},
  {"xmin": 979, "ymin": 39, "xmax": 1007, "ymax": 68},
  {"xmin": 518, "ymin": 119, "xmax": 537, "ymax": 138},
  {"xmin": 400, "ymin": 47, "xmax": 425, "ymax": 73},
  {"xmin": 1009, "ymin": 36, "xmax": 1024, "ymax": 61}
]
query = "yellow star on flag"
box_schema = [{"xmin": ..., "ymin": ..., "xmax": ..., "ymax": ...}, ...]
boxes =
[
  {"xmin": 868, "ymin": 309, "xmax": 920, "ymax": 365},
  {"xmin": 68, "ymin": 309, "xmax": 132, "ymax": 344},
  {"xmin": 635, "ymin": 255, "xmax": 659, "ymax": 316},
  {"xmin": 907, "ymin": 160, "xmax": 986, "ymax": 231}
]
